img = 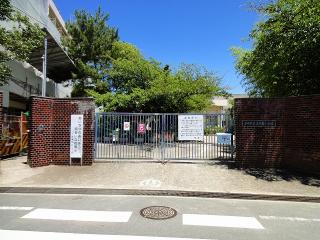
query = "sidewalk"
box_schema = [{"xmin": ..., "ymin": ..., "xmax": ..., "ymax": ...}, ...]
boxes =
[{"xmin": 0, "ymin": 156, "xmax": 319, "ymax": 197}]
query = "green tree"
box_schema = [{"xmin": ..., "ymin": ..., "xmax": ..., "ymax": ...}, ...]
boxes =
[
  {"xmin": 63, "ymin": 7, "xmax": 119, "ymax": 97},
  {"xmin": 0, "ymin": 0, "xmax": 45, "ymax": 86},
  {"xmin": 232, "ymin": 0, "xmax": 320, "ymax": 97},
  {"xmin": 89, "ymin": 41, "xmax": 227, "ymax": 113}
]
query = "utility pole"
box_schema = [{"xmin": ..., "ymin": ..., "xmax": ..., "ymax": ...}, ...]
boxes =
[{"xmin": 41, "ymin": 37, "xmax": 47, "ymax": 97}]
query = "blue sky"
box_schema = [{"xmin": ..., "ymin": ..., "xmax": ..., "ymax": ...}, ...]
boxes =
[{"xmin": 54, "ymin": 0, "xmax": 260, "ymax": 94}]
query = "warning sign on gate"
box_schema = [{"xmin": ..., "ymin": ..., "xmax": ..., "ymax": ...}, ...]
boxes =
[
  {"xmin": 137, "ymin": 123, "xmax": 146, "ymax": 134},
  {"xmin": 123, "ymin": 122, "xmax": 130, "ymax": 131},
  {"xmin": 178, "ymin": 115, "xmax": 204, "ymax": 141}
]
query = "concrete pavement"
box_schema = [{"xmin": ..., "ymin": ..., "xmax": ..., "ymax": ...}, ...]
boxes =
[
  {"xmin": 0, "ymin": 193, "xmax": 319, "ymax": 240},
  {"xmin": 0, "ymin": 156, "xmax": 320, "ymax": 197}
]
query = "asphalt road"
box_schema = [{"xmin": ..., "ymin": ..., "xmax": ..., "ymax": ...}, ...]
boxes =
[{"xmin": 0, "ymin": 193, "xmax": 319, "ymax": 240}]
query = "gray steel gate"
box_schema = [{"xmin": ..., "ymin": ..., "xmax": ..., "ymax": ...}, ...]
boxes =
[{"xmin": 94, "ymin": 113, "xmax": 234, "ymax": 161}]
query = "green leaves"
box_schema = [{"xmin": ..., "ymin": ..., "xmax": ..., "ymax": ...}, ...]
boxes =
[
  {"xmin": 63, "ymin": 6, "xmax": 119, "ymax": 97},
  {"xmin": 233, "ymin": 0, "xmax": 320, "ymax": 97},
  {"xmin": 66, "ymin": 8, "xmax": 227, "ymax": 112},
  {"xmin": 89, "ymin": 41, "xmax": 226, "ymax": 113},
  {"xmin": 0, "ymin": 0, "xmax": 12, "ymax": 21},
  {"xmin": 0, "ymin": 1, "xmax": 45, "ymax": 85}
]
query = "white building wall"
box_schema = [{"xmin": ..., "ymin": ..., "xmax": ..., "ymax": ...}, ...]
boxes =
[
  {"xmin": 212, "ymin": 94, "xmax": 248, "ymax": 113},
  {"xmin": 55, "ymin": 83, "xmax": 72, "ymax": 98},
  {"xmin": 0, "ymin": 60, "xmax": 70, "ymax": 109},
  {"xmin": 0, "ymin": 0, "xmax": 72, "ymax": 110}
]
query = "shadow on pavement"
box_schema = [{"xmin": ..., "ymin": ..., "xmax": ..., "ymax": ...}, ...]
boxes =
[{"xmin": 210, "ymin": 159, "xmax": 320, "ymax": 187}]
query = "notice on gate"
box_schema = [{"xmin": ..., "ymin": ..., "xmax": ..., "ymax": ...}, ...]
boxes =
[
  {"xmin": 137, "ymin": 123, "xmax": 146, "ymax": 134},
  {"xmin": 70, "ymin": 114, "xmax": 84, "ymax": 158},
  {"xmin": 178, "ymin": 115, "xmax": 204, "ymax": 141},
  {"xmin": 217, "ymin": 133, "xmax": 232, "ymax": 145},
  {"xmin": 123, "ymin": 122, "xmax": 130, "ymax": 131}
]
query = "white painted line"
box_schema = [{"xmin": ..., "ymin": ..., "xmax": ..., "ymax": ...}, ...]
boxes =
[
  {"xmin": 183, "ymin": 214, "xmax": 264, "ymax": 229},
  {"xmin": 259, "ymin": 215, "xmax": 320, "ymax": 222},
  {"xmin": 21, "ymin": 208, "xmax": 132, "ymax": 222},
  {"xmin": 0, "ymin": 230, "xmax": 216, "ymax": 240},
  {"xmin": 0, "ymin": 206, "xmax": 34, "ymax": 210},
  {"xmin": 139, "ymin": 179, "xmax": 162, "ymax": 188}
]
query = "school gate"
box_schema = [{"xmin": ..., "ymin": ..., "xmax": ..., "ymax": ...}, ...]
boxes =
[{"xmin": 94, "ymin": 113, "xmax": 234, "ymax": 161}]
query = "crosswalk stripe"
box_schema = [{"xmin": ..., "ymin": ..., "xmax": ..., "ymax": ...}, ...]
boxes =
[
  {"xmin": 0, "ymin": 206, "xmax": 34, "ymax": 210},
  {"xmin": 259, "ymin": 215, "xmax": 320, "ymax": 222},
  {"xmin": 0, "ymin": 230, "xmax": 216, "ymax": 240},
  {"xmin": 21, "ymin": 208, "xmax": 132, "ymax": 222},
  {"xmin": 183, "ymin": 214, "xmax": 264, "ymax": 229}
]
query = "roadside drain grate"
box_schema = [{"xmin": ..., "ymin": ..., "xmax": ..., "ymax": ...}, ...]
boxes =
[{"xmin": 140, "ymin": 206, "xmax": 177, "ymax": 220}]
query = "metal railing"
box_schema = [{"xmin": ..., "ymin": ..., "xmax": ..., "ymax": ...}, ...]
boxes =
[{"xmin": 94, "ymin": 113, "xmax": 234, "ymax": 161}]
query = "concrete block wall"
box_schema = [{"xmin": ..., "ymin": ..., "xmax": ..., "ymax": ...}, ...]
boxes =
[
  {"xmin": 235, "ymin": 95, "xmax": 320, "ymax": 175},
  {"xmin": 28, "ymin": 97, "xmax": 95, "ymax": 167}
]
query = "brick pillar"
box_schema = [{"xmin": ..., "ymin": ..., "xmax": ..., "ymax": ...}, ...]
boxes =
[
  {"xmin": 0, "ymin": 91, "xmax": 3, "ymax": 135},
  {"xmin": 28, "ymin": 97, "xmax": 95, "ymax": 167},
  {"xmin": 234, "ymin": 98, "xmax": 285, "ymax": 168},
  {"xmin": 234, "ymin": 95, "xmax": 320, "ymax": 175}
]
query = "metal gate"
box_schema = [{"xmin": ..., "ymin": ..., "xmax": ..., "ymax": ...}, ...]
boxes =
[{"xmin": 94, "ymin": 113, "xmax": 234, "ymax": 161}]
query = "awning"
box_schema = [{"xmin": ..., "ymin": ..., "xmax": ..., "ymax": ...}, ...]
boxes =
[{"xmin": 28, "ymin": 31, "xmax": 77, "ymax": 83}]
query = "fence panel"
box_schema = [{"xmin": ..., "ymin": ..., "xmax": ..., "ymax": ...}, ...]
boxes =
[{"xmin": 94, "ymin": 113, "xmax": 233, "ymax": 161}]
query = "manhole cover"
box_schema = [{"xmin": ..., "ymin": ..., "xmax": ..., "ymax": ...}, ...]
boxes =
[{"xmin": 140, "ymin": 206, "xmax": 177, "ymax": 220}]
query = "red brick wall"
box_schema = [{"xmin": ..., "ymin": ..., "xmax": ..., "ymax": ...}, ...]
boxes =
[
  {"xmin": 235, "ymin": 95, "xmax": 320, "ymax": 175},
  {"xmin": 283, "ymin": 96, "xmax": 320, "ymax": 174},
  {"xmin": 28, "ymin": 98, "xmax": 53, "ymax": 167},
  {"xmin": 0, "ymin": 91, "xmax": 3, "ymax": 135},
  {"xmin": 28, "ymin": 97, "xmax": 95, "ymax": 167},
  {"xmin": 234, "ymin": 98, "xmax": 286, "ymax": 168}
]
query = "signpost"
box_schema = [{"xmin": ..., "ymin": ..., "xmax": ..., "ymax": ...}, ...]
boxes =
[
  {"xmin": 178, "ymin": 115, "xmax": 204, "ymax": 141},
  {"xmin": 70, "ymin": 114, "xmax": 84, "ymax": 165}
]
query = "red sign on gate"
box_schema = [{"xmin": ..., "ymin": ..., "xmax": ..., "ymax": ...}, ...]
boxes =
[{"xmin": 137, "ymin": 123, "xmax": 146, "ymax": 134}]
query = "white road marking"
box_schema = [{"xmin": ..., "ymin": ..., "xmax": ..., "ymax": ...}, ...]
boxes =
[
  {"xmin": 21, "ymin": 208, "xmax": 132, "ymax": 222},
  {"xmin": 0, "ymin": 206, "xmax": 34, "ymax": 210},
  {"xmin": 0, "ymin": 230, "xmax": 216, "ymax": 240},
  {"xmin": 259, "ymin": 215, "xmax": 320, "ymax": 222},
  {"xmin": 139, "ymin": 179, "xmax": 162, "ymax": 188},
  {"xmin": 183, "ymin": 214, "xmax": 264, "ymax": 229}
]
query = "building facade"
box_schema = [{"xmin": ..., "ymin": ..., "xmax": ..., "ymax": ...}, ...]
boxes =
[
  {"xmin": 211, "ymin": 94, "xmax": 248, "ymax": 113},
  {"xmin": 0, "ymin": 0, "xmax": 74, "ymax": 115}
]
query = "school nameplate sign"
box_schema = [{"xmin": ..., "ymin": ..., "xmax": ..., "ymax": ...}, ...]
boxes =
[
  {"xmin": 70, "ymin": 114, "xmax": 84, "ymax": 158},
  {"xmin": 242, "ymin": 120, "xmax": 276, "ymax": 127}
]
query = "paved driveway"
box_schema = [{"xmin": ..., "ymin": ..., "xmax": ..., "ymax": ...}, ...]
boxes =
[{"xmin": 0, "ymin": 156, "xmax": 319, "ymax": 197}]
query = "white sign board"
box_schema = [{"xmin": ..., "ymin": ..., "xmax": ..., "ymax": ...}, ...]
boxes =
[
  {"xmin": 217, "ymin": 133, "xmax": 232, "ymax": 145},
  {"xmin": 178, "ymin": 115, "xmax": 204, "ymax": 141},
  {"xmin": 70, "ymin": 115, "xmax": 84, "ymax": 158},
  {"xmin": 123, "ymin": 122, "xmax": 130, "ymax": 131}
]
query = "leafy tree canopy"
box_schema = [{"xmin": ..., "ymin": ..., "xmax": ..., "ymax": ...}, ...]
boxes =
[
  {"xmin": 232, "ymin": 0, "xmax": 320, "ymax": 97},
  {"xmin": 0, "ymin": 0, "xmax": 45, "ymax": 86},
  {"xmin": 88, "ymin": 41, "xmax": 227, "ymax": 113},
  {"xmin": 63, "ymin": 7, "xmax": 119, "ymax": 97}
]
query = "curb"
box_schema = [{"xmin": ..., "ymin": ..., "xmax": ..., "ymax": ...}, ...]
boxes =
[{"xmin": 1, "ymin": 187, "xmax": 320, "ymax": 203}]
